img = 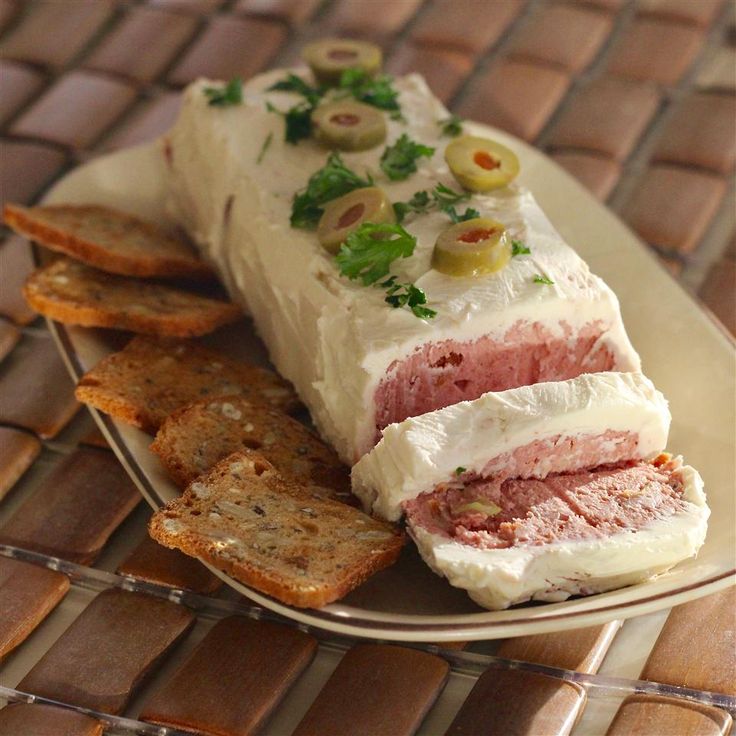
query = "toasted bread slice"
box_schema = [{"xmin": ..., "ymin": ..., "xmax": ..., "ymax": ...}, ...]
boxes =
[
  {"xmin": 4, "ymin": 203, "xmax": 212, "ymax": 280},
  {"xmin": 75, "ymin": 335, "xmax": 301, "ymax": 433},
  {"xmin": 151, "ymin": 395, "xmax": 354, "ymax": 504},
  {"xmin": 24, "ymin": 258, "xmax": 241, "ymax": 337},
  {"xmin": 148, "ymin": 451, "xmax": 405, "ymax": 608}
]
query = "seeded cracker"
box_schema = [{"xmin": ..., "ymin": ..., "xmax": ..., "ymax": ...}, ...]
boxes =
[
  {"xmin": 75, "ymin": 335, "xmax": 301, "ymax": 433},
  {"xmin": 149, "ymin": 451, "xmax": 404, "ymax": 608},
  {"xmin": 4, "ymin": 202, "xmax": 213, "ymax": 279},
  {"xmin": 151, "ymin": 395, "xmax": 354, "ymax": 504},
  {"xmin": 24, "ymin": 258, "xmax": 241, "ymax": 337}
]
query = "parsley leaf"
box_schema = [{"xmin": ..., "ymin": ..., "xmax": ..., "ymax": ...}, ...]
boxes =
[
  {"xmin": 339, "ymin": 69, "xmax": 401, "ymax": 115},
  {"xmin": 431, "ymin": 183, "xmax": 470, "ymax": 208},
  {"xmin": 380, "ymin": 134, "xmax": 435, "ymax": 181},
  {"xmin": 381, "ymin": 276, "xmax": 436, "ymax": 319},
  {"xmin": 393, "ymin": 184, "xmax": 471, "ymax": 223},
  {"xmin": 533, "ymin": 274, "xmax": 554, "ymax": 285},
  {"xmin": 266, "ymin": 100, "xmax": 313, "ymax": 145},
  {"xmin": 455, "ymin": 466, "xmax": 467, "ymax": 476},
  {"xmin": 204, "ymin": 78, "xmax": 243, "ymax": 107},
  {"xmin": 291, "ymin": 152, "xmax": 373, "ymax": 229},
  {"xmin": 336, "ymin": 223, "xmax": 416, "ymax": 285},
  {"xmin": 439, "ymin": 114, "xmax": 463, "ymax": 137},
  {"xmin": 393, "ymin": 190, "xmax": 432, "ymax": 223},
  {"xmin": 267, "ymin": 73, "xmax": 323, "ymax": 106},
  {"xmin": 446, "ymin": 205, "xmax": 480, "ymax": 224},
  {"xmin": 256, "ymin": 132, "xmax": 273, "ymax": 164},
  {"xmin": 512, "ymin": 239, "xmax": 531, "ymax": 256}
]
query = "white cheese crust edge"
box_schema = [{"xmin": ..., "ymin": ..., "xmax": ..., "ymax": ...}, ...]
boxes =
[
  {"xmin": 408, "ymin": 463, "xmax": 708, "ymax": 610},
  {"xmin": 352, "ymin": 372, "xmax": 671, "ymax": 521}
]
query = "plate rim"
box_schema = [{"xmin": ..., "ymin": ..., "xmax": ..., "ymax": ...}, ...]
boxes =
[{"xmin": 42, "ymin": 139, "xmax": 736, "ymax": 641}]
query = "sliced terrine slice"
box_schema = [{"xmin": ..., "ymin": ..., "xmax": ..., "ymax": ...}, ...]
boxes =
[
  {"xmin": 352, "ymin": 372, "xmax": 671, "ymax": 521},
  {"xmin": 164, "ymin": 69, "xmax": 640, "ymax": 463},
  {"xmin": 352, "ymin": 372, "xmax": 708, "ymax": 609},
  {"xmin": 405, "ymin": 455, "xmax": 707, "ymax": 610}
]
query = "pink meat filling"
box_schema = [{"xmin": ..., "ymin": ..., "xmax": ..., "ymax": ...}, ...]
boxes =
[
  {"xmin": 470, "ymin": 430, "xmax": 639, "ymax": 485},
  {"xmin": 374, "ymin": 320, "xmax": 616, "ymax": 437},
  {"xmin": 405, "ymin": 458, "xmax": 686, "ymax": 550}
]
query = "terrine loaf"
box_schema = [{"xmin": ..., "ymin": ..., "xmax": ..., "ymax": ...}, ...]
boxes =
[
  {"xmin": 353, "ymin": 372, "xmax": 708, "ymax": 609},
  {"xmin": 164, "ymin": 69, "xmax": 640, "ymax": 463}
]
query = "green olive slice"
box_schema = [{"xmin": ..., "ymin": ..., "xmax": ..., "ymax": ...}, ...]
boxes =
[
  {"xmin": 432, "ymin": 218, "xmax": 511, "ymax": 277},
  {"xmin": 444, "ymin": 135, "xmax": 520, "ymax": 192},
  {"xmin": 317, "ymin": 187, "xmax": 395, "ymax": 253},
  {"xmin": 312, "ymin": 100, "xmax": 387, "ymax": 151},
  {"xmin": 302, "ymin": 38, "xmax": 382, "ymax": 85}
]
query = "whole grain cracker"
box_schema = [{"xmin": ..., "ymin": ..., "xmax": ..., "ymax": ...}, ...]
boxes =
[
  {"xmin": 151, "ymin": 395, "xmax": 354, "ymax": 504},
  {"xmin": 24, "ymin": 258, "xmax": 241, "ymax": 337},
  {"xmin": 4, "ymin": 202, "xmax": 212, "ymax": 280},
  {"xmin": 149, "ymin": 451, "xmax": 404, "ymax": 608},
  {"xmin": 75, "ymin": 335, "xmax": 301, "ymax": 433}
]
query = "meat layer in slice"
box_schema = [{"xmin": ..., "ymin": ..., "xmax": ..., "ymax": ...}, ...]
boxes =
[
  {"xmin": 352, "ymin": 372, "xmax": 671, "ymax": 521},
  {"xmin": 405, "ymin": 456, "xmax": 708, "ymax": 609},
  {"xmin": 164, "ymin": 69, "xmax": 640, "ymax": 463}
]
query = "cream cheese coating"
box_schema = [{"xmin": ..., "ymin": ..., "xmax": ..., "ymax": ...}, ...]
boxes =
[
  {"xmin": 408, "ymin": 464, "xmax": 709, "ymax": 610},
  {"xmin": 164, "ymin": 69, "xmax": 640, "ymax": 463},
  {"xmin": 352, "ymin": 372, "xmax": 671, "ymax": 521}
]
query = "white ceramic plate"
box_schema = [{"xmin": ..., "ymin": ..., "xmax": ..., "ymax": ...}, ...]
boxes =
[{"xmin": 41, "ymin": 129, "xmax": 735, "ymax": 641}]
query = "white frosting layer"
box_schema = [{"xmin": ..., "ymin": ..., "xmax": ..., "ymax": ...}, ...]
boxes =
[
  {"xmin": 352, "ymin": 372, "xmax": 671, "ymax": 521},
  {"xmin": 165, "ymin": 69, "xmax": 640, "ymax": 463},
  {"xmin": 409, "ymin": 464, "xmax": 709, "ymax": 610}
]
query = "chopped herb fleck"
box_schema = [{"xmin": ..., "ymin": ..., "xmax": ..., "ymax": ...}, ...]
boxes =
[
  {"xmin": 336, "ymin": 223, "xmax": 416, "ymax": 285},
  {"xmin": 393, "ymin": 184, "xmax": 469, "ymax": 223},
  {"xmin": 439, "ymin": 114, "xmax": 463, "ymax": 137},
  {"xmin": 445, "ymin": 205, "xmax": 480, "ymax": 224},
  {"xmin": 339, "ymin": 68, "xmax": 402, "ymax": 116},
  {"xmin": 533, "ymin": 274, "xmax": 554, "ymax": 285},
  {"xmin": 204, "ymin": 78, "xmax": 243, "ymax": 107},
  {"xmin": 266, "ymin": 100, "xmax": 313, "ymax": 145},
  {"xmin": 432, "ymin": 182, "xmax": 471, "ymax": 208},
  {"xmin": 455, "ymin": 466, "xmax": 466, "ymax": 476},
  {"xmin": 380, "ymin": 134, "xmax": 435, "ymax": 181},
  {"xmin": 380, "ymin": 276, "xmax": 436, "ymax": 319},
  {"xmin": 267, "ymin": 73, "xmax": 324, "ymax": 106},
  {"xmin": 393, "ymin": 190, "xmax": 432, "ymax": 223},
  {"xmin": 512, "ymin": 239, "xmax": 531, "ymax": 256},
  {"xmin": 256, "ymin": 132, "xmax": 273, "ymax": 164},
  {"xmin": 291, "ymin": 152, "xmax": 373, "ymax": 229}
]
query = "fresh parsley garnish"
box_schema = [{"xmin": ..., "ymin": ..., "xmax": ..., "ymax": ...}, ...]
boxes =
[
  {"xmin": 431, "ymin": 183, "xmax": 470, "ymax": 208},
  {"xmin": 380, "ymin": 134, "xmax": 435, "ymax": 181},
  {"xmin": 533, "ymin": 274, "xmax": 554, "ymax": 285},
  {"xmin": 446, "ymin": 206, "xmax": 480, "ymax": 224},
  {"xmin": 455, "ymin": 466, "xmax": 467, "ymax": 476},
  {"xmin": 256, "ymin": 132, "xmax": 273, "ymax": 164},
  {"xmin": 339, "ymin": 68, "xmax": 401, "ymax": 117},
  {"xmin": 393, "ymin": 190, "xmax": 432, "ymax": 223},
  {"xmin": 266, "ymin": 100, "xmax": 313, "ymax": 145},
  {"xmin": 204, "ymin": 78, "xmax": 243, "ymax": 107},
  {"xmin": 381, "ymin": 276, "xmax": 436, "ymax": 319},
  {"xmin": 336, "ymin": 222, "xmax": 416, "ymax": 285},
  {"xmin": 393, "ymin": 184, "xmax": 471, "ymax": 223},
  {"xmin": 291, "ymin": 153, "xmax": 373, "ymax": 229},
  {"xmin": 512, "ymin": 239, "xmax": 531, "ymax": 256},
  {"xmin": 267, "ymin": 73, "xmax": 323, "ymax": 106},
  {"xmin": 266, "ymin": 74, "xmax": 326, "ymax": 145},
  {"xmin": 439, "ymin": 114, "xmax": 463, "ymax": 137}
]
